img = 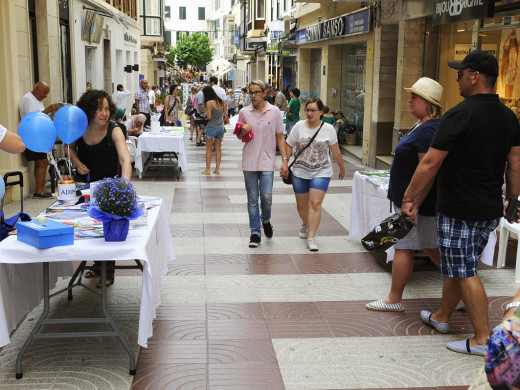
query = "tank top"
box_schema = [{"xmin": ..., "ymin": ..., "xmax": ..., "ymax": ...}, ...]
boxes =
[
  {"xmin": 76, "ymin": 121, "xmax": 120, "ymax": 182},
  {"xmin": 207, "ymin": 102, "xmax": 224, "ymax": 128}
]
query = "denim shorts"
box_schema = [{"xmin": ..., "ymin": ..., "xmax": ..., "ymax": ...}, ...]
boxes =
[
  {"xmin": 205, "ymin": 126, "xmax": 225, "ymax": 140},
  {"xmin": 292, "ymin": 174, "xmax": 331, "ymax": 194},
  {"xmin": 436, "ymin": 213, "xmax": 499, "ymax": 278}
]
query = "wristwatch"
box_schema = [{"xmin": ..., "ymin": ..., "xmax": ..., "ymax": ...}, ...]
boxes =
[
  {"xmin": 504, "ymin": 301, "xmax": 520, "ymax": 314},
  {"xmin": 282, "ymin": 157, "xmax": 289, "ymax": 161}
]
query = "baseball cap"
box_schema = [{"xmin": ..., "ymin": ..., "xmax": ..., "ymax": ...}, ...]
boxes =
[{"xmin": 448, "ymin": 50, "xmax": 499, "ymax": 78}]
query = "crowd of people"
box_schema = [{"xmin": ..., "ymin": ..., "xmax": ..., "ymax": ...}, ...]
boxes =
[{"xmin": 4, "ymin": 54, "xmax": 520, "ymax": 387}]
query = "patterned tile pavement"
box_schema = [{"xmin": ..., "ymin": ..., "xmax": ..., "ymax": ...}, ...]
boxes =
[
  {"xmin": 2, "ymin": 125, "xmax": 520, "ymax": 389},
  {"xmin": 127, "ymin": 127, "xmax": 520, "ymax": 390}
]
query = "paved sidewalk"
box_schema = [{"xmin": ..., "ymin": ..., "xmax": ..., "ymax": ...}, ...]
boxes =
[
  {"xmin": 128, "ymin": 129, "xmax": 517, "ymax": 390},
  {"xmin": 1, "ymin": 127, "xmax": 518, "ymax": 389}
]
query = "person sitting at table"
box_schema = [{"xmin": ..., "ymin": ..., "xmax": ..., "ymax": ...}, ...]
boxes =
[
  {"xmin": 364, "ymin": 77, "xmax": 458, "ymax": 312},
  {"xmin": 129, "ymin": 113, "xmax": 146, "ymax": 137},
  {"xmin": 66, "ymin": 89, "xmax": 132, "ymax": 288},
  {"xmin": 113, "ymin": 108, "xmax": 128, "ymax": 139}
]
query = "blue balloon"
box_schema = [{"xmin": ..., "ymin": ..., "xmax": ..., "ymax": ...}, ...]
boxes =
[
  {"xmin": 18, "ymin": 112, "xmax": 56, "ymax": 153},
  {"xmin": 54, "ymin": 105, "xmax": 88, "ymax": 144},
  {"xmin": 0, "ymin": 177, "xmax": 4, "ymax": 200}
]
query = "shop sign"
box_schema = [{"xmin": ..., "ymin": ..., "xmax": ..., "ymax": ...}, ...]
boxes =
[
  {"xmin": 233, "ymin": 34, "xmax": 240, "ymax": 45},
  {"xmin": 432, "ymin": 0, "xmax": 494, "ymax": 26},
  {"xmin": 124, "ymin": 32, "xmax": 137, "ymax": 45},
  {"xmin": 295, "ymin": 7, "xmax": 370, "ymax": 45}
]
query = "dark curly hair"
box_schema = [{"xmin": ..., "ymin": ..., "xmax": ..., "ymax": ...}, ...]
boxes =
[{"xmin": 76, "ymin": 89, "xmax": 116, "ymax": 124}]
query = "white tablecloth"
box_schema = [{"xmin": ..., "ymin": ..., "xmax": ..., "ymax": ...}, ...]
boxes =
[
  {"xmin": 349, "ymin": 171, "xmax": 496, "ymax": 264},
  {"xmin": 0, "ymin": 200, "xmax": 175, "ymax": 348},
  {"xmin": 135, "ymin": 132, "xmax": 188, "ymax": 173}
]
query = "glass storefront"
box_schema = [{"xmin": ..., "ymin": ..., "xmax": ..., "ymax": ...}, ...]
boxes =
[{"xmin": 340, "ymin": 43, "xmax": 366, "ymax": 138}]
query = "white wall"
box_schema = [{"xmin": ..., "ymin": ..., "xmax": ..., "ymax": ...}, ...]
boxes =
[{"xmin": 72, "ymin": 1, "xmax": 141, "ymax": 107}]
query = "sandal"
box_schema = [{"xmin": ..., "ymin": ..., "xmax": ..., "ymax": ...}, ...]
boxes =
[
  {"xmin": 96, "ymin": 278, "xmax": 114, "ymax": 288},
  {"xmin": 212, "ymin": 171, "xmax": 220, "ymax": 175},
  {"xmin": 85, "ymin": 270, "xmax": 100, "ymax": 279},
  {"xmin": 200, "ymin": 171, "xmax": 210, "ymax": 175}
]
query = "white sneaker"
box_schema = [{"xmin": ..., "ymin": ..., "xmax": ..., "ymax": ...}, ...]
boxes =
[
  {"xmin": 307, "ymin": 238, "xmax": 319, "ymax": 251},
  {"xmin": 299, "ymin": 224, "xmax": 308, "ymax": 239}
]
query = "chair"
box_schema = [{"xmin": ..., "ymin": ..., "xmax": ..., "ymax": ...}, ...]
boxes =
[
  {"xmin": 126, "ymin": 137, "xmax": 137, "ymax": 164},
  {"xmin": 497, "ymin": 217, "xmax": 520, "ymax": 283}
]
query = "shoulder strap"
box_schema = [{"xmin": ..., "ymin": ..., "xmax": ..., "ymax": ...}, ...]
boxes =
[
  {"xmin": 168, "ymin": 97, "xmax": 176, "ymax": 115},
  {"xmin": 288, "ymin": 122, "xmax": 324, "ymax": 169}
]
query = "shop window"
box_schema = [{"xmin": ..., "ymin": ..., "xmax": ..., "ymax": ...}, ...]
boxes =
[
  {"xmin": 199, "ymin": 7, "xmax": 205, "ymax": 20},
  {"xmin": 340, "ymin": 43, "xmax": 366, "ymax": 134},
  {"xmin": 179, "ymin": 6, "xmax": 186, "ymax": 20}
]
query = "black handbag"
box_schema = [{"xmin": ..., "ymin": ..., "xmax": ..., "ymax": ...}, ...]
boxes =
[
  {"xmin": 184, "ymin": 97, "xmax": 192, "ymax": 115},
  {"xmin": 283, "ymin": 122, "xmax": 324, "ymax": 185},
  {"xmin": 361, "ymin": 213, "xmax": 413, "ymax": 252}
]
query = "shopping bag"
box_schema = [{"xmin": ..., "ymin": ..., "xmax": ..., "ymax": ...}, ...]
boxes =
[
  {"xmin": 0, "ymin": 211, "xmax": 31, "ymax": 241},
  {"xmin": 361, "ymin": 213, "xmax": 413, "ymax": 252}
]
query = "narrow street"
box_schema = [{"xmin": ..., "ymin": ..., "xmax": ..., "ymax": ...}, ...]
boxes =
[{"xmin": 0, "ymin": 127, "xmax": 516, "ymax": 389}]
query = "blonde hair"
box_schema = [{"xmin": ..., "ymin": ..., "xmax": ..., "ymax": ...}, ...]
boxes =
[
  {"xmin": 427, "ymin": 103, "xmax": 443, "ymax": 118},
  {"xmin": 249, "ymin": 80, "xmax": 265, "ymax": 91}
]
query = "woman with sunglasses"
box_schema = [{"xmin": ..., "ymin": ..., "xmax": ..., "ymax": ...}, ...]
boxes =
[
  {"xmin": 164, "ymin": 84, "xmax": 182, "ymax": 126},
  {"xmin": 282, "ymin": 98, "xmax": 345, "ymax": 251}
]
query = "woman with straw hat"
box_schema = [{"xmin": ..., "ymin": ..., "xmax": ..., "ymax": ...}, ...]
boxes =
[{"xmin": 365, "ymin": 77, "xmax": 463, "ymax": 313}]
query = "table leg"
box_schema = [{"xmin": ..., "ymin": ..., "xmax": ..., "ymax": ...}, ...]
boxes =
[
  {"xmin": 100, "ymin": 262, "xmax": 136, "ymax": 375},
  {"xmin": 15, "ymin": 262, "xmax": 51, "ymax": 379}
]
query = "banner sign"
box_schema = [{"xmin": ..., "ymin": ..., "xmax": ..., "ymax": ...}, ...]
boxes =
[
  {"xmin": 432, "ymin": 0, "xmax": 494, "ymax": 26},
  {"xmin": 295, "ymin": 7, "xmax": 370, "ymax": 45}
]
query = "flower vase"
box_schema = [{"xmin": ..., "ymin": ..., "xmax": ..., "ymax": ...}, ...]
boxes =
[{"xmin": 103, "ymin": 218, "xmax": 130, "ymax": 242}]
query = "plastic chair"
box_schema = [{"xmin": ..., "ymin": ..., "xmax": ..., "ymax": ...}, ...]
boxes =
[
  {"xmin": 497, "ymin": 217, "xmax": 520, "ymax": 283},
  {"xmin": 126, "ymin": 137, "xmax": 137, "ymax": 163}
]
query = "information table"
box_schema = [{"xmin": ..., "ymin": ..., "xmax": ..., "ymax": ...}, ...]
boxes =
[
  {"xmin": 0, "ymin": 197, "xmax": 175, "ymax": 377},
  {"xmin": 135, "ymin": 130, "xmax": 188, "ymax": 178},
  {"xmin": 349, "ymin": 170, "xmax": 496, "ymax": 264}
]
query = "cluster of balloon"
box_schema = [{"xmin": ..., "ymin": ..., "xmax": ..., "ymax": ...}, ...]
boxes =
[{"xmin": 18, "ymin": 106, "xmax": 88, "ymax": 153}]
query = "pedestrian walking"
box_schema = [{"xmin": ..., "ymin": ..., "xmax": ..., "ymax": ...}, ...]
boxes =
[
  {"xmin": 237, "ymin": 80, "xmax": 289, "ymax": 248},
  {"xmin": 402, "ymin": 51, "xmax": 520, "ymax": 355},
  {"xmin": 283, "ymin": 98, "xmax": 345, "ymax": 251}
]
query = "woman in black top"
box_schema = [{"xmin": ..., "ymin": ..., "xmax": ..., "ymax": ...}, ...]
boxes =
[{"xmin": 66, "ymin": 89, "xmax": 132, "ymax": 287}]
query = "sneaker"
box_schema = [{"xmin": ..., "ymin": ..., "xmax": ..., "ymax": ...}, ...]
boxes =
[
  {"xmin": 33, "ymin": 192, "xmax": 54, "ymax": 199},
  {"xmin": 262, "ymin": 222, "xmax": 273, "ymax": 238},
  {"xmin": 307, "ymin": 238, "xmax": 319, "ymax": 251},
  {"xmin": 249, "ymin": 234, "xmax": 261, "ymax": 248},
  {"xmin": 420, "ymin": 310, "xmax": 450, "ymax": 333},
  {"xmin": 299, "ymin": 224, "xmax": 308, "ymax": 239}
]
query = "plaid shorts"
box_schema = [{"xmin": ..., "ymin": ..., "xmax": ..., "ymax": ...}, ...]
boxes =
[{"xmin": 436, "ymin": 213, "xmax": 499, "ymax": 278}]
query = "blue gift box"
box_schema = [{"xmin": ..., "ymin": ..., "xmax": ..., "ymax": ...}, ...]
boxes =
[{"xmin": 17, "ymin": 219, "xmax": 74, "ymax": 249}]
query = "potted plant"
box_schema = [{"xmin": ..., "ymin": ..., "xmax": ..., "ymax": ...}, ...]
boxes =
[{"xmin": 87, "ymin": 177, "xmax": 143, "ymax": 241}]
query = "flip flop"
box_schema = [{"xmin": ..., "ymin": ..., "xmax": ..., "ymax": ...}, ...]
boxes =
[
  {"xmin": 212, "ymin": 171, "xmax": 220, "ymax": 175},
  {"xmin": 84, "ymin": 270, "xmax": 100, "ymax": 279},
  {"xmin": 200, "ymin": 171, "xmax": 210, "ymax": 175}
]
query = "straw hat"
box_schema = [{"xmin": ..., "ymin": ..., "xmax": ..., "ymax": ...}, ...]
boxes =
[{"xmin": 404, "ymin": 77, "xmax": 443, "ymax": 109}]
